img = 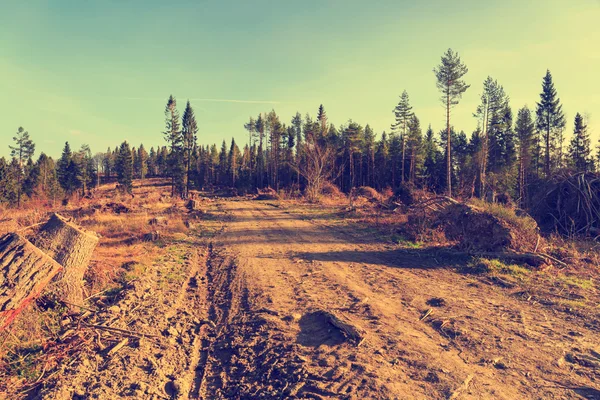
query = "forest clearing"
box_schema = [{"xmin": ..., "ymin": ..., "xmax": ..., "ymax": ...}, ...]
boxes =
[
  {"xmin": 1, "ymin": 179, "xmax": 599, "ymax": 399},
  {"xmin": 2, "ymin": 2, "xmax": 600, "ymax": 399}
]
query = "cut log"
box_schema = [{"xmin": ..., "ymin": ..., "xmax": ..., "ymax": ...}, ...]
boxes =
[
  {"xmin": 0, "ymin": 233, "xmax": 64, "ymax": 331},
  {"xmin": 31, "ymin": 213, "xmax": 99, "ymax": 305}
]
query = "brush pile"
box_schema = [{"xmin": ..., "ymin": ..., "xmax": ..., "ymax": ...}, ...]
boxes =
[
  {"xmin": 255, "ymin": 187, "xmax": 279, "ymax": 201},
  {"xmin": 406, "ymin": 197, "xmax": 542, "ymax": 255},
  {"xmin": 532, "ymin": 172, "xmax": 600, "ymax": 237}
]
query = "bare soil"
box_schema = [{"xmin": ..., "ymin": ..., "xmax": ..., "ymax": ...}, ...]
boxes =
[{"xmin": 4, "ymin": 187, "xmax": 600, "ymax": 399}]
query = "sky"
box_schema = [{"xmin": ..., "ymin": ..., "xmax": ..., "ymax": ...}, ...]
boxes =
[{"xmin": 1, "ymin": 0, "xmax": 599, "ymax": 158}]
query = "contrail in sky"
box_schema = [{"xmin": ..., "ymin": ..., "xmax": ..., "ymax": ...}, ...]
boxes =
[{"xmin": 123, "ymin": 97, "xmax": 280, "ymax": 105}]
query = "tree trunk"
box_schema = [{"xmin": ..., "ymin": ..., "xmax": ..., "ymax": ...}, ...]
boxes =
[
  {"xmin": 0, "ymin": 233, "xmax": 64, "ymax": 331},
  {"xmin": 446, "ymin": 89, "xmax": 452, "ymax": 197},
  {"xmin": 31, "ymin": 213, "xmax": 99, "ymax": 305}
]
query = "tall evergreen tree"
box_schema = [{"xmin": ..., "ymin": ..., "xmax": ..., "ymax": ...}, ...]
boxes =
[
  {"xmin": 9, "ymin": 127, "xmax": 35, "ymax": 207},
  {"xmin": 434, "ymin": 48, "xmax": 470, "ymax": 196},
  {"xmin": 163, "ymin": 95, "xmax": 185, "ymax": 196},
  {"xmin": 137, "ymin": 145, "xmax": 149, "ymax": 180},
  {"xmin": 407, "ymin": 114, "xmax": 423, "ymax": 183},
  {"xmin": 535, "ymin": 70, "xmax": 566, "ymax": 176},
  {"xmin": 182, "ymin": 100, "xmax": 198, "ymax": 196},
  {"xmin": 568, "ymin": 113, "xmax": 593, "ymax": 173},
  {"xmin": 392, "ymin": 90, "xmax": 413, "ymax": 183},
  {"xmin": 515, "ymin": 106, "xmax": 535, "ymax": 207},
  {"xmin": 228, "ymin": 138, "xmax": 241, "ymax": 187},
  {"xmin": 57, "ymin": 142, "xmax": 80, "ymax": 196},
  {"xmin": 115, "ymin": 141, "xmax": 134, "ymax": 193}
]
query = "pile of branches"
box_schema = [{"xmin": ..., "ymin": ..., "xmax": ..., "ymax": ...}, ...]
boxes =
[{"xmin": 534, "ymin": 172, "xmax": 600, "ymax": 237}]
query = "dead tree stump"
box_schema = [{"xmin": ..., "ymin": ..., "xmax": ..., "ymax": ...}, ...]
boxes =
[
  {"xmin": 0, "ymin": 233, "xmax": 64, "ymax": 330},
  {"xmin": 186, "ymin": 199, "xmax": 200, "ymax": 211},
  {"xmin": 31, "ymin": 213, "xmax": 99, "ymax": 305}
]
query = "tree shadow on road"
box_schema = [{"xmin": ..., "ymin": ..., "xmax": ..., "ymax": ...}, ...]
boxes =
[{"xmin": 294, "ymin": 247, "xmax": 472, "ymax": 270}]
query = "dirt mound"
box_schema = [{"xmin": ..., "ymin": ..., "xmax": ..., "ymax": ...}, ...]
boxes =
[
  {"xmin": 355, "ymin": 186, "xmax": 381, "ymax": 201},
  {"xmin": 441, "ymin": 203, "xmax": 540, "ymax": 253},
  {"xmin": 320, "ymin": 181, "xmax": 343, "ymax": 197},
  {"xmin": 255, "ymin": 187, "xmax": 279, "ymax": 201}
]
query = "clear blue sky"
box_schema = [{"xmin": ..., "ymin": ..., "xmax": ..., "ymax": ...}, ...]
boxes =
[{"xmin": 1, "ymin": 0, "xmax": 599, "ymax": 158}]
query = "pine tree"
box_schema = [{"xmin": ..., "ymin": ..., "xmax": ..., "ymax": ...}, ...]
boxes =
[
  {"xmin": 423, "ymin": 125, "xmax": 441, "ymax": 190},
  {"xmin": 137, "ymin": 145, "xmax": 149, "ymax": 180},
  {"xmin": 317, "ymin": 105, "xmax": 328, "ymax": 139},
  {"xmin": 374, "ymin": 133, "xmax": 389, "ymax": 189},
  {"xmin": 228, "ymin": 138, "xmax": 241, "ymax": 187},
  {"xmin": 255, "ymin": 114, "xmax": 265, "ymax": 188},
  {"xmin": 163, "ymin": 95, "xmax": 185, "ymax": 196},
  {"xmin": 57, "ymin": 142, "xmax": 79, "ymax": 196},
  {"xmin": 474, "ymin": 77, "xmax": 508, "ymax": 197},
  {"xmin": 342, "ymin": 121, "xmax": 363, "ymax": 191},
  {"xmin": 77, "ymin": 144, "xmax": 95, "ymax": 196},
  {"xmin": 2, "ymin": 159, "xmax": 21, "ymax": 205},
  {"xmin": 218, "ymin": 140, "xmax": 228, "ymax": 185},
  {"xmin": 568, "ymin": 113, "xmax": 592, "ymax": 173},
  {"xmin": 392, "ymin": 90, "xmax": 413, "ymax": 183},
  {"xmin": 36, "ymin": 153, "xmax": 54, "ymax": 195},
  {"xmin": 434, "ymin": 48, "xmax": 470, "ymax": 196},
  {"xmin": 363, "ymin": 125, "xmax": 376, "ymax": 187},
  {"xmin": 148, "ymin": 147, "xmax": 157, "ymax": 177},
  {"xmin": 515, "ymin": 106, "xmax": 535, "ymax": 207},
  {"xmin": 115, "ymin": 141, "xmax": 134, "ymax": 193},
  {"xmin": 9, "ymin": 127, "xmax": 35, "ymax": 207},
  {"xmin": 22, "ymin": 158, "xmax": 40, "ymax": 199},
  {"xmin": 407, "ymin": 115, "xmax": 423, "ymax": 183},
  {"xmin": 182, "ymin": 101, "xmax": 198, "ymax": 196},
  {"xmin": 535, "ymin": 70, "xmax": 566, "ymax": 176}
]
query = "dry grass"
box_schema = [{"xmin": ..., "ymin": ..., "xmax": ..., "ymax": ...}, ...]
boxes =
[{"xmin": 0, "ymin": 178, "xmax": 204, "ymax": 390}]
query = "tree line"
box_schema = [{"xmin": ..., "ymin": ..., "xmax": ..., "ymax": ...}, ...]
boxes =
[{"xmin": 1, "ymin": 49, "xmax": 596, "ymax": 209}]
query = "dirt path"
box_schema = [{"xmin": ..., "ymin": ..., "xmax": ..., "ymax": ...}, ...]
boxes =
[
  {"xmin": 197, "ymin": 200, "xmax": 600, "ymax": 399},
  {"xmin": 37, "ymin": 199, "xmax": 600, "ymax": 399}
]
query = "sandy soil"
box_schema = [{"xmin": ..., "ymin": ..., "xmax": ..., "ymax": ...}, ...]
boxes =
[{"xmin": 33, "ymin": 198, "xmax": 600, "ymax": 399}]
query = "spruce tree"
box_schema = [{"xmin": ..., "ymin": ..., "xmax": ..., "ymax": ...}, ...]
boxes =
[
  {"xmin": 77, "ymin": 144, "xmax": 95, "ymax": 196},
  {"xmin": 392, "ymin": 90, "xmax": 413, "ymax": 183},
  {"xmin": 317, "ymin": 105, "xmax": 328, "ymax": 139},
  {"xmin": 9, "ymin": 127, "xmax": 35, "ymax": 207},
  {"xmin": 163, "ymin": 95, "xmax": 185, "ymax": 196},
  {"xmin": 255, "ymin": 114, "xmax": 265, "ymax": 188},
  {"xmin": 568, "ymin": 113, "xmax": 592, "ymax": 173},
  {"xmin": 515, "ymin": 106, "xmax": 535, "ymax": 207},
  {"xmin": 137, "ymin": 145, "xmax": 149, "ymax": 180},
  {"xmin": 535, "ymin": 70, "xmax": 565, "ymax": 176},
  {"xmin": 374, "ymin": 133, "xmax": 389, "ymax": 190},
  {"xmin": 182, "ymin": 101, "xmax": 198, "ymax": 196},
  {"xmin": 363, "ymin": 125, "xmax": 376, "ymax": 187},
  {"xmin": 228, "ymin": 138, "xmax": 240, "ymax": 187},
  {"xmin": 115, "ymin": 141, "xmax": 134, "ymax": 193},
  {"xmin": 407, "ymin": 115, "xmax": 423, "ymax": 183},
  {"xmin": 218, "ymin": 140, "xmax": 228, "ymax": 185},
  {"xmin": 57, "ymin": 142, "xmax": 77, "ymax": 195},
  {"xmin": 434, "ymin": 48, "xmax": 470, "ymax": 196}
]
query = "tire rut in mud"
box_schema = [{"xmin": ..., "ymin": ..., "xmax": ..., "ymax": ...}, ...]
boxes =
[{"xmin": 191, "ymin": 243, "xmax": 312, "ymax": 400}]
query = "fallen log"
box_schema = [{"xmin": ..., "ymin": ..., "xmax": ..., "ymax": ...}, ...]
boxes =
[
  {"xmin": 0, "ymin": 233, "xmax": 64, "ymax": 331},
  {"xmin": 31, "ymin": 213, "xmax": 99, "ymax": 305}
]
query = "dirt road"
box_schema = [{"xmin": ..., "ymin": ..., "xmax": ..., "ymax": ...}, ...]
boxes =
[{"xmin": 42, "ymin": 199, "xmax": 600, "ymax": 399}]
